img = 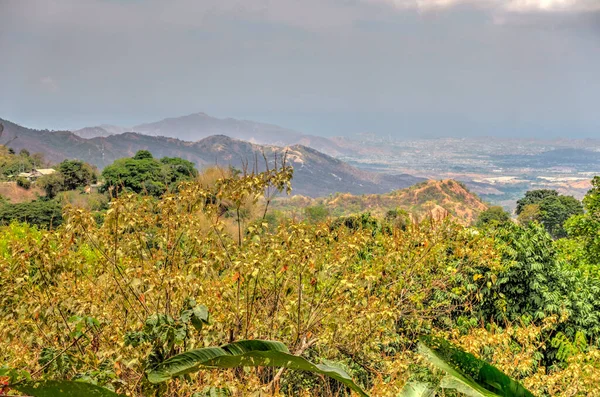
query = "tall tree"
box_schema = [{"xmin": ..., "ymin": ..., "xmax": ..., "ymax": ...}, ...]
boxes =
[
  {"xmin": 58, "ymin": 159, "xmax": 97, "ymax": 190},
  {"xmin": 516, "ymin": 189, "xmax": 558, "ymax": 215},
  {"xmin": 101, "ymin": 151, "xmax": 197, "ymax": 197},
  {"xmin": 516, "ymin": 189, "xmax": 583, "ymax": 238},
  {"xmin": 565, "ymin": 176, "xmax": 600, "ymax": 264}
]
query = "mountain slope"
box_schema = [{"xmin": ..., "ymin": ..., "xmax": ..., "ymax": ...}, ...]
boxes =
[
  {"xmin": 274, "ymin": 179, "xmax": 488, "ymax": 224},
  {"xmin": 0, "ymin": 118, "xmax": 424, "ymax": 197},
  {"xmin": 73, "ymin": 125, "xmax": 129, "ymax": 139},
  {"xmin": 72, "ymin": 112, "xmax": 350, "ymax": 156}
]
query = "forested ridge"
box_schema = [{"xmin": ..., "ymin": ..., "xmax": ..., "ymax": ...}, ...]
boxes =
[{"xmin": 2, "ymin": 148, "xmax": 600, "ymax": 396}]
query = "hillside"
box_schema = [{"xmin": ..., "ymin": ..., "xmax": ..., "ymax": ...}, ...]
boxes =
[
  {"xmin": 73, "ymin": 112, "xmax": 351, "ymax": 156},
  {"xmin": 0, "ymin": 118, "xmax": 424, "ymax": 197},
  {"xmin": 275, "ymin": 179, "xmax": 488, "ymax": 224},
  {"xmin": 73, "ymin": 124, "xmax": 128, "ymax": 139}
]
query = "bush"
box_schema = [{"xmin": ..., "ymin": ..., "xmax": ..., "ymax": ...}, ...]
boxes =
[
  {"xmin": 16, "ymin": 177, "xmax": 31, "ymax": 190},
  {"xmin": 476, "ymin": 206, "xmax": 511, "ymax": 228},
  {"xmin": 37, "ymin": 173, "xmax": 65, "ymax": 199},
  {"xmin": 0, "ymin": 199, "xmax": 63, "ymax": 228},
  {"xmin": 304, "ymin": 204, "xmax": 329, "ymax": 223}
]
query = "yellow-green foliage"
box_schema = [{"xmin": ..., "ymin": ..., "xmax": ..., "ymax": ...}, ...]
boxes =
[{"xmin": 1, "ymin": 169, "xmax": 600, "ymax": 396}]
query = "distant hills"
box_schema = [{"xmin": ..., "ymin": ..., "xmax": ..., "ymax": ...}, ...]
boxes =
[
  {"xmin": 73, "ymin": 112, "xmax": 350, "ymax": 157},
  {"xmin": 275, "ymin": 179, "xmax": 489, "ymax": 225},
  {"xmin": 0, "ymin": 117, "xmax": 424, "ymax": 197}
]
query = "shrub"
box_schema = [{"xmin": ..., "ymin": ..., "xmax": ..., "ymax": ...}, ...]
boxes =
[
  {"xmin": 16, "ymin": 177, "xmax": 31, "ymax": 190},
  {"xmin": 0, "ymin": 199, "xmax": 63, "ymax": 228}
]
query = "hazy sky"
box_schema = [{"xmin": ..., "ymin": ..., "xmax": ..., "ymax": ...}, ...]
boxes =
[{"xmin": 1, "ymin": 0, "xmax": 599, "ymax": 138}]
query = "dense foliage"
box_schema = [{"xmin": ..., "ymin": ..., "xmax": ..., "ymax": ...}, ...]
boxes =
[
  {"xmin": 0, "ymin": 199, "xmax": 63, "ymax": 227},
  {"xmin": 1, "ymin": 155, "xmax": 600, "ymax": 396},
  {"xmin": 516, "ymin": 189, "xmax": 583, "ymax": 238},
  {"xmin": 475, "ymin": 205, "xmax": 511, "ymax": 227},
  {"xmin": 101, "ymin": 151, "xmax": 198, "ymax": 197},
  {"xmin": 0, "ymin": 146, "xmax": 46, "ymax": 178},
  {"xmin": 57, "ymin": 159, "xmax": 98, "ymax": 190}
]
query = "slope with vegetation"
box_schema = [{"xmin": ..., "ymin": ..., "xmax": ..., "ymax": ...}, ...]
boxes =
[
  {"xmin": 276, "ymin": 179, "xmax": 489, "ymax": 225},
  {"xmin": 0, "ymin": 119, "xmax": 424, "ymax": 197}
]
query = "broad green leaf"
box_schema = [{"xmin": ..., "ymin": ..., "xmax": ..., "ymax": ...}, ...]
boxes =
[
  {"xmin": 192, "ymin": 386, "xmax": 232, "ymax": 397},
  {"xmin": 419, "ymin": 336, "xmax": 533, "ymax": 397},
  {"xmin": 147, "ymin": 339, "xmax": 369, "ymax": 397},
  {"xmin": 398, "ymin": 381, "xmax": 436, "ymax": 397},
  {"xmin": 12, "ymin": 380, "xmax": 126, "ymax": 397},
  {"xmin": 191, "ymin": 304, "xmax": 209, "ymax": 331}
]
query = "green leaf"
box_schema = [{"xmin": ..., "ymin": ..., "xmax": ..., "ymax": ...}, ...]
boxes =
[
  {"xmin": 398, "ymin": 381, "xmax": 436, "ymax": 397},
  {"xmin": 191, "ymin": 304, "xmax": 209, "ymax": 331},
  {"xmin": 147, "ymin": 339, "xmax": 369, "ymax": 397},
  {"xmin": 192, "ymin": 386, "xmax": 232, "ymax": 397},
  {"xmin": 418, "ymin": 336, "xmax": 533, "ymax": 397},
  {"xmin": 12, "ymin": 380, "xmax": 126, "ymax": 397}
]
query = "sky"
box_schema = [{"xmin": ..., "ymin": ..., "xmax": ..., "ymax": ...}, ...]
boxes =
[{"xmin": 1, "ymin": 0, "xmax": 599, "ymax": 138}]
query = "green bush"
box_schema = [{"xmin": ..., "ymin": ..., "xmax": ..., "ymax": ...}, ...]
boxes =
[
  {"xmin": 16, "ymin": 177, "xmax": 31, "ymax": 190},
  {"xmin": 0, "ymin": 200, "xmax": 63, "ymax": 228}
]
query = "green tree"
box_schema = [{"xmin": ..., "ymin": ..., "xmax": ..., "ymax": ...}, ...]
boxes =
[
  {"xmin": 476, "ymin": 221, "xmax": 600, "ymax": 344},
  {"xmin": 538, "ymin": 195, "xmax": 583, "ymax": 238},
  {"xmin": 565, "ymin": 176, "xmax": 600, "ymax": 264},
  {"xmin": 516, "ymin": 189, "xmax": 558, "ymax": 215},
  {"xmin": 160, "ymin": 157, "xmax": 198, "ymax": 183},
  {"xmin": 516, "ymin": 190, "xmax": 583, "ymax": 238},
  {"xmin": 37, "ymin": 173, "xmax": 66, "ymax": 199},
  {"xmin": 133, "ymin": 150, "xmax": 154, "ymax": 160},
  {"xmin": 476, "ymin": 206, "xmax": 511, "ymax": 227},
  {"xmin": 304, "ymin": 204, "xmax": 329, "ymax": 223},
  {"xmin": 57, "ymin": 159, "xmax": 97, "ymax": 190},
  {"xmin": 101, "ymin": 151, "xmax": 197, "ymax": 197},
  {"xmin": 518, "ymin": 204, "xmax": 541, "ymax": 225},
  {"xmin": 0, "ymin": 200, "xmax": 63, "ymax": 228}
]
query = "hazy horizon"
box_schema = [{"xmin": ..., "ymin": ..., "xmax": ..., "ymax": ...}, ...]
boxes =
[{"xmin": 1, "ymin": 0, "xmax": 599, "ymax": 138}]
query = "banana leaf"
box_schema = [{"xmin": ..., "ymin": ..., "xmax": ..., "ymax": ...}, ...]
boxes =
[
  {"xmin": 147, "ymin": 339, "xmax": 368, "ymax": 397},
  {"xmin": 418, "ymin": 336, "xmax": 533, "ymax": 397}
]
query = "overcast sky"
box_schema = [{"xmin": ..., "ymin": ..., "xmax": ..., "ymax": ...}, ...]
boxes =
[{"xmin": 1, "ymin": 0, "xmax": 599, "ymax": 138}]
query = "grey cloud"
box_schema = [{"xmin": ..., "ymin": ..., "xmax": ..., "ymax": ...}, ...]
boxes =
[{"xmin": 0, "ymin": 0, "xmax": 598, "ymax": 137}]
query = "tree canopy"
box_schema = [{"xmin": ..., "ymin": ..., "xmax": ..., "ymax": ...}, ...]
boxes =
[
  {"xmin": 101, "ymin": 151, "xmax": 198, "ymax": 197},
  {"xmin": 476, "ymin": 206, "xmax": 511, "ymax": 227},
  {"xmin": 58, "ymin": 159, "xmax": 97, "ymax": 190},
  {"xmin": 516, "ymin": 189, "xmax": 583, "ymax": 238}
]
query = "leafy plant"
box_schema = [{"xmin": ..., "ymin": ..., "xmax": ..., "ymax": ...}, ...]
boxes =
[
  {"xmin": 414, "ymin": 335, "xmax": 534, "ymax": 397},
  {"xmin": 124, "ymin": 299, "xmax": 210, "ymax": 371},
  {"xmin": 147, "ymin": 339, "xmax": 369, "ymax": 397},
  {"xmin": 10, "ymin": 380, "xmax": 125, "ymax": 397}
]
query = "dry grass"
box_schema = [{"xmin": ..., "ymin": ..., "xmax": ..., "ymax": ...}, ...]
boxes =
[{"xmin": 0, "ymin": 182, "xmax": 44, "ymax": 203}]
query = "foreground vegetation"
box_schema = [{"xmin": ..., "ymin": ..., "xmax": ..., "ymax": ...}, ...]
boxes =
[{"xmin": 2, "ymin": 148, "xmax": 600, "ymax": 395}]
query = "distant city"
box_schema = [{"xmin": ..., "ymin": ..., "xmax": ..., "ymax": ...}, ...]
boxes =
[{"xmin": 334, "ymin": 135, "xmax": 600, "ymax": 211}]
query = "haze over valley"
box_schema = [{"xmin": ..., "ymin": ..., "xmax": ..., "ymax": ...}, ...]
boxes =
[{"xmin": 4, "ymin": 111, "xmax": 598, "ymax": 210}]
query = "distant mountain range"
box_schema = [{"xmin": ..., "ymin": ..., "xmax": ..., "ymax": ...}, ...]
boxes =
[
  {"xmin": 0, "ymin": 117, "xmax": 424, "ymax": 197},
  {"xmin": 73, "ymin": 112, "xmax": 350, "ymax": 157}
]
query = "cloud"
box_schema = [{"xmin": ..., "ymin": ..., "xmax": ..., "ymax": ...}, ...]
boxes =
[
  {"xmin": 364, "ymin": 0, "xmax": 600, "ymax": 12},
  {"xmin": 40, "ymin": 76, "xmax": 59, "ymax": 92}
]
